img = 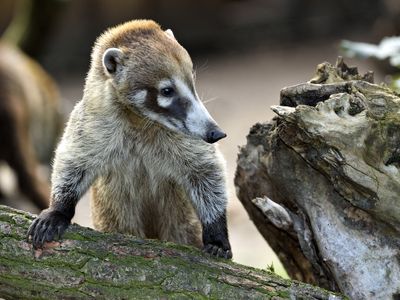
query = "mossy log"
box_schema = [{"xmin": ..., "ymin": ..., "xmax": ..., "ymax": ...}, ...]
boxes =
[
  {"xmin": 0, "ymin": 205, "xmax": 342, "ymax": 300},
  {"xmin": 235, "ymin": 58, "xmax": 400, "ymax": 300}
]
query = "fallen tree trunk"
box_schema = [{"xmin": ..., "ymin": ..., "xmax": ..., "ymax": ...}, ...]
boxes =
[
  {"xmin": 235, "ymin": 58, "xmax": 400, "ymax": 300},
  {"xmin": 0, "ymin": 205, "xmax": 342, "ymax": 300}
]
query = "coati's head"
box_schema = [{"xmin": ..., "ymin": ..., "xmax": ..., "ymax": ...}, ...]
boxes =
[{"xmin": 90, "ymin": 20, "xmax": 226, "ymax": 144}]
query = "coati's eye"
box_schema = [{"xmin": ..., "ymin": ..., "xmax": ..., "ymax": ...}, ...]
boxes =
[{"xmin": 160, "ymin": 87, "xmax": 175, "ymax": 97}]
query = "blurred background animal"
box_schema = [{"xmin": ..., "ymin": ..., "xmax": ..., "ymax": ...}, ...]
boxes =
[{"xmin": 0, "ymin": 0, "xmax": 63, "ymax": 211}]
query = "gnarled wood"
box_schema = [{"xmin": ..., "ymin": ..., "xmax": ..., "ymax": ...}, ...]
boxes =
[{"xmin": 235, "ymin": 58, "xmax": 400, "ymax": 300}]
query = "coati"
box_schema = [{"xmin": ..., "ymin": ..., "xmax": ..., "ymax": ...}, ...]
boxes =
[
  {"xmin": 0, "ymin": 42, "xmax": 61, "ymax": 210},
  {"xmin": 28, "ymin": 20, "xmax": 232, "ymax": 258}
]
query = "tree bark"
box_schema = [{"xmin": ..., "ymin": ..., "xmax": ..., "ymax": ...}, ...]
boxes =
[
  {"xmin": 235, "ymin": 57, "xmax": 400, "ymax": 300},
  {"xmin": 0, "ymin": 205, "xmax": 342, "ymax": 300}
]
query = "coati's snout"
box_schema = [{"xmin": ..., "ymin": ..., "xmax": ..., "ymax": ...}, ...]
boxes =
[
  {"xmin": 205, "ymin": 125, "xmax": 226, "ymax": 144},
  {"xmin": 151, "ymin": 81, "xmax": 227, "ymax": 143}
]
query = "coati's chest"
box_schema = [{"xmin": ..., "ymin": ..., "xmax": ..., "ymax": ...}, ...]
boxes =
[
  {"xmin": 105, "ymin": 151, "xmax": 169, "ymax": 198},
  {"xmin": 90, "ymin": 136, "xmax": 200, "ymax": 241},
  {"xmin": 92, "ymin": 126, "xmax": 193, "ymax": 203}
]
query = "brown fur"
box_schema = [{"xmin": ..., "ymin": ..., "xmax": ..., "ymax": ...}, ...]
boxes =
[
  {"xmin": 81, "ymin": 21, "xmax": 211, "ymax": 247},
  {"xmin": 0, "ymin": 42, "xmax": 62, "ymax": 209},
  {"xmin": 87, "ymin": 20, "xmax": 194, "ymax": 95},
  {"xmin": 89, "ymin": 103, "xmax": 203, "ymax": 247},
  {"xmin": 28, "ymin": 20, "xmax": 230, "ymax": 257}
]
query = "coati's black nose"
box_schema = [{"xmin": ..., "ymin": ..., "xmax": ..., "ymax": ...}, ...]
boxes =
[{"xmin": 205, "ymin": 128, "xmax": 227, "ymax": 143}]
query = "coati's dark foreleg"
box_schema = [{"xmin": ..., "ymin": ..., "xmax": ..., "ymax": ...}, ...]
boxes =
[
  {"xmin": 185, "ymin": 167, "xmax": 232, "ymax": 259},
  {"xmin": 202, "ymin": 213, "xmax": 231, "ymax": 259},
  {"xmin": 27, "ymin": 160, "xmax": 96, "ymax": 249},
  {"xmin": 28, "ymin": 101, "xmax": 101, "ymax": 249}
]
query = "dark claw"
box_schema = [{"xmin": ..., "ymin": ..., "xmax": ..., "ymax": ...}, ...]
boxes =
[
  {"xmin": 33, "ymin": 220, "xmax": 45, "ymax": 248},
  {"xmin": 225, "ymin": 250, "xmax": 232, "ymax": 259},
  {"xmin": 44, "ymin": 225, "xmax": 54, "ymax": 243},
  {"xmin": 38, "ymin": 221, "xmax": 49, "ymax": 238},
  {"xmin": 56, "ymin": 224, "xmax": 64, "ymax": 240},
  {"xmin": 27, "ymin": 209, "xmax": 71, "ymax": 249},
  {"xmin": 202, "ymin": 215, "xmax": 232, "ymax": 259},
  {"xmin": 27, "ymin": 218, "xmax": 39, "ymax": 241},
  {"xmin": 203, "ymin": 244, "xmax": 213, "ymax": 253},
  {"xmin": 203, "ymin": 243, "xmax": 232, "ymax": 260}
]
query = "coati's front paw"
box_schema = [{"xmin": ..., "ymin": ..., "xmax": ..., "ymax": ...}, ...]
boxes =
[
  {"xmin": 27, "ymin": 209, "xmax": 71, "ymax": 249},
  {"xmin": 203, "ymin": 241, "xmax": 232, "ymax": 259},
  {"xmin": 202, "ymin": 217, "xmax": 232, "ymax": 259}
]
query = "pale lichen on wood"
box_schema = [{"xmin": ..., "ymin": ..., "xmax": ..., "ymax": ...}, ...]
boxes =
[{"xmin": 235, "ymin": 57, "xmax": 400, "ymax": 300}]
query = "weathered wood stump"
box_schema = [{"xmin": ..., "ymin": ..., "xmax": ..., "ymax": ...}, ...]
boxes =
[
  {"xmin": 235, "ymin": 58, "xmax": 400, "ymax": 300},
  {"xmin": 0, "ymin": 205, "xmax": 342, "ymax": 299}
]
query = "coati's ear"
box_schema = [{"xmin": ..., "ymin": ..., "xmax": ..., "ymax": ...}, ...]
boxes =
[
  {"xmin": 165, "ymin": 29, "xmax": 176, "ymax": 40},
  {"xmin": 102, "ymin": 48, "xmax": 123, "ymax": 74}
]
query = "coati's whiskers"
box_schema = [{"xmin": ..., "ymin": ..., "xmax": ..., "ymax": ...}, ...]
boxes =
[
  {"xmin": 202, "ymin": 97, "xmax": 219, "ymax": 105},
  {"xmin": 194, "ymin": 60, "xmax": 209, "ymax": 73}
]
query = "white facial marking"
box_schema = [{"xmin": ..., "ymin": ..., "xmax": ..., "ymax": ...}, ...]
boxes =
[
  {"xmin": 174, "ymin": 78, "xmax": 216, "ymax": 137},
  {"xmin": 157, "ymin": 97, "xmax": 173, "ymax": 108},
  {"xmin": 132, "ymin": 89, "xmax": 147, "ymax": 105},
  {"xmin": 174, "ymin": 78, "xmax": 195, "ymax": 102},
  {"xmin": 159, "ymin": 79, "xmax": 173, "ymax": 90},
  {"xmin": 140, "ymin": 77, "xmax": 218, "ymax": 140},
  {"xmin": 144, "ymin": 111, "xmax": 177, "ymax": 131},
  {"xmin": 157, "ymin": 79, "xmax": 174, "ymax": 108}
]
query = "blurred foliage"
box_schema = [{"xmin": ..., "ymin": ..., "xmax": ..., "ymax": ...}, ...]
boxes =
[
  {"xmin": 0, "ymin": 0, "xmax": 395, "ymax": 75},
  {"xmin": 390, "ymin": 74, "xmax": 400, "ymax": 93},
  {"xmin": 341, "ymin": 37, "xmax": 400, "ymax": 67},
  {"xmin": 2, "ymin": 0, "xmax": 66, "ymax": 58},
  {"xmin": 341, "ymin": 36, "xmax": 400, "ymax": 92}
]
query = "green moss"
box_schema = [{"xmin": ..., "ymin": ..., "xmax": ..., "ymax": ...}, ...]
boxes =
[
  {"xmin": 276, "ymin": 290, "xmax": 290, "ymax": 298},
  {"xmin": 0, "ymin": 273, "xmax": 59, "ymax": 300},
  {"xmin": 63, "ymin": 231, "xmax": 93, "ymax": 242},
  {"xmin": 0, "ymin": 205, "xmax": 344, "ymax": 300}
]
